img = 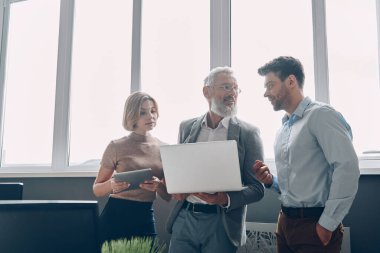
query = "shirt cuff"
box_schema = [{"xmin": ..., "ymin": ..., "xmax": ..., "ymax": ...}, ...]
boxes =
[
  {"xmin": 220, "ymin": 194, "xmax": 231, "ymax": 209},
  {"xmin": 265, "ymin": 176, "xmax": 281, "ymax": 194},
  {"xmin": 318, "ymin": 213, "xmax": 340, "ymax": 232}
]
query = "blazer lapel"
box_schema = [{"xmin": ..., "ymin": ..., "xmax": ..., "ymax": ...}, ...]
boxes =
[
  {"xmin": 228, "ymin": 117, "xmax": 243, "ymax": 166},
  {"xmin": 185, "ymin": 115, "xmax": 240, "ymax": 143},
  {"xmin": 227, "ymin": 117, "xmax": 240, "ymax": 142},
  {"xmin": 183, "ymin": 114, "xmax": 205, "ymax": 143}
]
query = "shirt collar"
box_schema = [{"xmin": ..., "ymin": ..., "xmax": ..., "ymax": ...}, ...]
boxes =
[
  {"xmin": 202, "ymin": 115, "xmax": 230, "ymax": 129},
  {"xmin": 282, "ymin": 97, "xmax": 312, "ymax": 125}
]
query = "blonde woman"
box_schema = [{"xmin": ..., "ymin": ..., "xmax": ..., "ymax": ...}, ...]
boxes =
[{"xmin": 93, "ymin": 91, "xmax": 170, "ymax": 243}]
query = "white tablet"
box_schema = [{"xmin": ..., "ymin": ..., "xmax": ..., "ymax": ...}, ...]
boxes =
[{"xmin": 113, "ymin": 168, "xmax": 153, "ymax": 191}]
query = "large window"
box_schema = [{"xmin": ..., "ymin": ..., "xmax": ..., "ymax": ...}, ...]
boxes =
[
  {"xmin": 141, "ymin": 0, "xmax": 210, "ymax": 144},
  {"xmin": 0, "ymin": 0, "xmax": 378, "ymax": 174},
  {"xmin": 231, "ymin": 0, "xmax": 315, "ymax": 158},
  {"xmin": 1, "ymin": 0, "xmax": 60, "ymax": 166},
  {"xmin": 326, "ymin": 0, "xmax": 380, "ymax": 157},
  {"xmin": 69, "ymin": 0, "xmax": 132, "ymax": 166}
]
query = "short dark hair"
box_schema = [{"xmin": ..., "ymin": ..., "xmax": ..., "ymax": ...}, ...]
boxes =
[{"xmin": 257, "ymin": 56, "xmax": 305, "ymax": 89}]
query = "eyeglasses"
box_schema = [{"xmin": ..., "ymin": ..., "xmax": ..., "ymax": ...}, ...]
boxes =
[{"xmin": 209, "ymin": 84, "xmax": 241, "ymax": 94}]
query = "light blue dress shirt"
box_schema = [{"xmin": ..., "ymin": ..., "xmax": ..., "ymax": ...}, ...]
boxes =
[{"xmin": 269, "ymin": 97, "xmax": 360, "ymax": 231}]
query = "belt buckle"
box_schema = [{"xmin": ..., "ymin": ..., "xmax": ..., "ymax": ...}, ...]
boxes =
[
  {"xmin": 191, "ymin": 203, "xmax": 202, "ymax": 214},
  {"xmin": 189, "ymin": 203, "xmax": 202, "ymax": 213},
  {"xmin": 299, "ymin": 208, "xmax": 304, "ymax": 218}
]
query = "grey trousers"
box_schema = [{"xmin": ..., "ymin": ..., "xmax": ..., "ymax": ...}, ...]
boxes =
[{"xmin": 168, "ymin": 208, "xmax": 237, "ymax": 253}]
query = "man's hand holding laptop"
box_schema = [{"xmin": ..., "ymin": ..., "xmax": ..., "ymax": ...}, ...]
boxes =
[
  {"xmin": 193, "ymin": 192, "xmax": 228, "ymax": 206},
  {"xmin": 171, "ymin": 193, "xmax": 189, "ymax": 201},
  {"xmin": 172, "ymin": 192, "xmax": 228, "ymax": 206}
]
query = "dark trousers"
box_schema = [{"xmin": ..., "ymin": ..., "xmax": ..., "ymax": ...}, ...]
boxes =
[
  {"xmin": 99, "ymin": 197, "xmax": 156, "ymax": 244},
  {"xmin": 276, "ymin": 211, "xmax": 344, "ymax": 253}
]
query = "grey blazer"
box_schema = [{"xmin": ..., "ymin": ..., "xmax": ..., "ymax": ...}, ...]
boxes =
[{"xmin": 165, "ymin": 114, "xmax": 265, "ymax": 247}]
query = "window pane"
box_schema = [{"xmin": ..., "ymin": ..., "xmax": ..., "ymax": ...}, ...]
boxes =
[
  {"xmin": 232, "ymin": 0, "xmax": 315, "ymax": 158},
  {"xmin": 2, "ymin": 0, "xmax": 60, "ymax": 166},
  {"xmin": 326, "ymin": 0, "xmax": 380, "ymax": 156},
  {"xmin": 140, "ymin": 0, "xmax": 210, "ymax": 144},
  {"xmin": 69, "ymin": 0, "xmax": 132, "ymax": 165}
]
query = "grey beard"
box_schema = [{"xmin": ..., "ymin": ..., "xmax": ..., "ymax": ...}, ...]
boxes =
[{"xmin": 211, "ymin": 99, "xmax": 237, "ymax": 117}]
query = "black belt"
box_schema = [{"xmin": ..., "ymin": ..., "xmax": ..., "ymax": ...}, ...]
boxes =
[
  {"xmin": 281, "ymin": 205, "xmax": 324, "ymax": 219},
  {"xmin": 182, "ymin": 200, "xmax": 218, "ymax": 214}
]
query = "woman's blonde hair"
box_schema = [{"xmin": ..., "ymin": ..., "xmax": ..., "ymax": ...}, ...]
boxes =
[{"xmin": 122, "ymin": 91, "xmax": 159, "ymax": 131}]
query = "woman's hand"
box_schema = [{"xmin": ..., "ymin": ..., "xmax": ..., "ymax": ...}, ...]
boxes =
[
  {"xmin": 110, "ymin": 178, "xmax": 130, "ymax": 194},
  {"xmin": 139, "ymin": 176, "xmax": 162, "ymax": 192},
  {"xmin": 139, "ymin": 177, "xmax": 172, "ymax": 201}
]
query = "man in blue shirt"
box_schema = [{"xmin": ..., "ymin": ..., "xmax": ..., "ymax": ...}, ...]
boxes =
[{"xmin": 253, "ymin": 56, "xmax": 360, "ymax": 253}]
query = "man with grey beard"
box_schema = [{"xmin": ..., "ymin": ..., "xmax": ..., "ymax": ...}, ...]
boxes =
[{"xmin": 166, "ymin": 66, "xmax": 264, "ymax": 253}]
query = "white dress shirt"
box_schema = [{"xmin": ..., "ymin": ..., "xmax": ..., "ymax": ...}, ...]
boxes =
[{"xmin": 186, "ymin": 116, "xmax": 230, "ymax": 204}]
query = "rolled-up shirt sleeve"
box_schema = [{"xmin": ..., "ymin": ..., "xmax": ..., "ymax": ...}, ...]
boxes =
[{"xmin": 265, "ymin": 175, "xmax": 281, "ymax": 194}]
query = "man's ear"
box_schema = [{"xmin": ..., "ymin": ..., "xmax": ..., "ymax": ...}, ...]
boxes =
[
  {"xmin": 288, "ymin": 74, "xmax": 298, "ymax": 89},
  {"xmin": 203, "ymin": 86, "xmax": 211, "ymax": 99}
]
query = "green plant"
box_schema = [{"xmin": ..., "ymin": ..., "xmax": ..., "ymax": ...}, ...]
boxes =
[{"xmin": 102, "ymin": 237, "xmax": 166, "ymax": 253}]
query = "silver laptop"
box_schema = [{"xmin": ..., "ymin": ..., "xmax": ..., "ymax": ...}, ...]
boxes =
[{"xmin": 160, "ymin": 140, "xmax": 244, "ymax": 194}]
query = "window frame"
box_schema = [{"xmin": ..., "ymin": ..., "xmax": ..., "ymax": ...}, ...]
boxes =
[{"xmin": 0, "ymin": 0, "xmax": 378, "ymax": 177}]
